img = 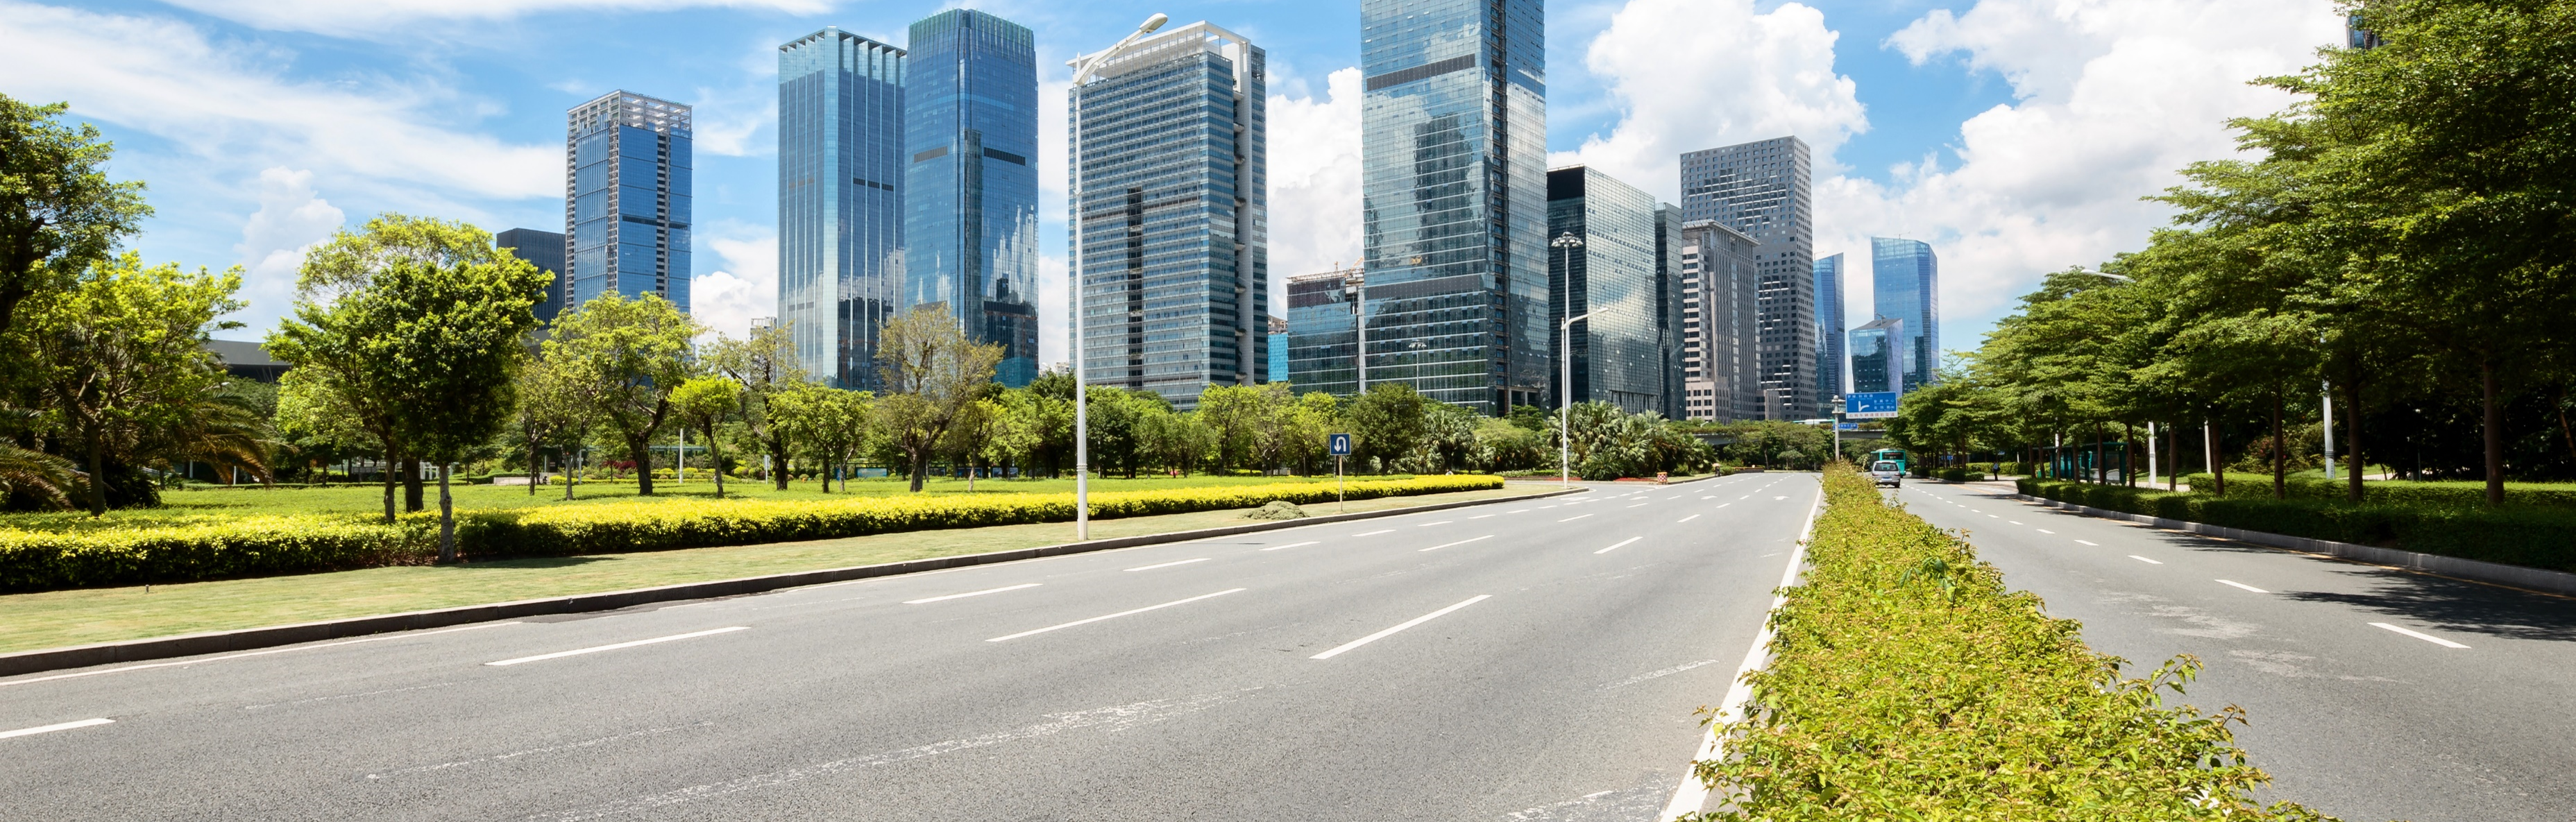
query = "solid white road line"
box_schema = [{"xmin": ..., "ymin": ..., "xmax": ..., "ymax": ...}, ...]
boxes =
[
  {"xmin": 2075, "ymin": 540, "xmax": 2099, "ymax": 546},
  {"xmin": 1310, "ymin": 595, "xmax": 1491, "ymax": 660},
  {"xmin": 2129, "ymin": 556, "xmax": 2163, "ymax": 565},
  {"xmin": 904, "ymin": 583, "xmax": 1042, "ymax": 604},
  {"xmin": 986, "ymin": 589, "xmax": 1246, "ymax": 642},
  {"xmin": 1661, "ymin": 480, "xmax": 1823, "ymax": 821},
  {"xmin": 1419, "ymin": 535, "xmax": 1493, "ymax": 552},
  {"xmin": 1594, "ymin": 537, "xmax": 1643, "ymax": 555},
  {"xmin": 2217, "ymin": 579, "xmax": 2269, "ymax": 594},
  {"xmin": 1417, "ymin": 521, "xmax": 1454, "ymax": 526},
  {"xmin": 1258, "ymin": 540, "xmax": 1321, "ymax": 552},
  {"xmin": 0, "ymin": 622, "xmax": 524, "ymax": 689},
  {"xmin": 1354, "ymin": 529, "xmax": 1396, "ymax": 536},
  {"xmin": 2371, "ymin": 622, "xmax": 2470, "ymax": 649},
  {"xmin": 1676, "ymin": 514, "xmax": 1701, "ymax": 524},
  {"xmin": 0, "ymin": 718, "xmax": 114, "ymax": 740},
  {"xmin": 1559, "ymin": 514, "xmax": 1593, "ymax": 522},
  {"xmin": 486, "ymin": 626, "xmax": 750, "ymax": 667},
  {"xmin": 1126, "ymin": 558, "xmax": 1210, "ymax": 572}
]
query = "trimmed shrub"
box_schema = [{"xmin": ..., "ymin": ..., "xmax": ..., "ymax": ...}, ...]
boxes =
[
  {"xmin": 2178, "ymin": 472, "xmax": 2576, "ymax": 510},
  {"xmin": 1686, "ymin": 465, "xmax": 2331, "ymax": 820},
  {"xmin": 2021, "ymin": 479, "xmax": 2576, "ymax": 574}
]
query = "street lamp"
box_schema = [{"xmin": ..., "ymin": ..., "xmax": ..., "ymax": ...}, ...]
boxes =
[
  {"xmin": 1559, "ymin": 311, "xmax": 1591, "ymax": 486},
  {"xmin": 1345, "ymin": 268, "xmax": 1368, "ymax": 393},
  {"xmin": 1068, "ymin": 12, "xmax": 1169, "ymax": 541}
]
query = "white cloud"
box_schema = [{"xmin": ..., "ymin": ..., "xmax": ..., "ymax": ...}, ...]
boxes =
[
  {"xmin": 1266, "ymin": 68, "xmax": 1365, "ymax": 287},
  {"xmin": 231, "ymin": 167, "xmax": 346, "ymax": 329},
  {"xmin": 1037, "ymin": 253, "xmax": 1069, "ymax": 367},
  {"xmin": 691, "ymin": 225, "xmax": 777, "ymax": 340},
  {"xmin": 156, "ymin": 0, "xmax": 826, "ymax": 37}
]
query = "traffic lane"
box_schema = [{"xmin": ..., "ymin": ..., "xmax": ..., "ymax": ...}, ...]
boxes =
[{"xmin": 1897, "ymin": 482, "xmax": 2576, "ymax": 822}]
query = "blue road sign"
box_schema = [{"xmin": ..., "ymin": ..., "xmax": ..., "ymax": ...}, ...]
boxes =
[
  {"xmin": 1845, "ymin": 392, "xmax": 1901, "ymax": 420},
  {"xmin": 1328, "ymin": 433, "xmax": 1353, "ymax": 456}
]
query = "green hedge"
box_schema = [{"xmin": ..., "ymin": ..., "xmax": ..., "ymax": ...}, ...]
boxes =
[
  {"xmin": 2022, "ymin": 479, "xmax": 2576, "ymax": 573},
  {"xmin": 1687, "ymin": 466, "xmax": 2331, "ymax": 820},
  {"xmin": 1933, "ymin": 468, "xmax": 1989, "ymax": 482},
  {"xmin": 2178, "ymin": 472, "xmax": 2576, "ymax": 509},
  {"xmin": 0, "ymin": 475, "xmax": 1503, "ymax": 592}
]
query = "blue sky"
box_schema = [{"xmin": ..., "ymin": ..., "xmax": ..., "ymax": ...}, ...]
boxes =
[{"xmin": 0, "ymin": 0, "xmax": 2344, "ymax": 373}]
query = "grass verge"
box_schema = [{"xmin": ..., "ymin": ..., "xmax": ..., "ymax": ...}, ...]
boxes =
[
  {"xmin": 1684, "ymin": 465, "xmax": 2334, "ymax": 820},
  {"xmin": 2022, "ymin": 478, "xmax": 2576, "ymax": 574}
]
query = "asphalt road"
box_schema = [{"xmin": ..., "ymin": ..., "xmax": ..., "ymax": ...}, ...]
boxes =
[
  {"xmin": 0, "ymin": 474, "xmax": 1820, "ymax": 821},
  {"xmin": 1895, "ymin": 481, "xmax": 2576, "ymax": 822}
]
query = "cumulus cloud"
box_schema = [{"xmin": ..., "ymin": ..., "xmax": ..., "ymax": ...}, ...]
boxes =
[
  {"xmin": 1266, "ymin": 68, "xmax": 1365, "ymax": 286},
  {"xmin": 691, "ymin": 225, "xmax": 777, "ymax": 341},
  {"xmin": 231, "ymin": 167, "xmax": 347, "ymax": 329},
  {"xmin": 157, "ymin": 0, "xmax": 826, "ymax": 38}
]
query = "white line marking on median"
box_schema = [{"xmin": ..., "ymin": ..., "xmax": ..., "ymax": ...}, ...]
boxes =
[
  {"xmin": 904, "ymin": 583, "xmax": 1041, "ymax": 604},
  {"xmin": 486, "ymin": 626, "xmax": 748, "ymax": 667},
  {"xmin": 1594, "ymin": 537, "xmax": 1643, "ymax": 555},
  {"xmin": 1310, "ymin": 595, "xmax": 1491, "ymax": 660},
  {"xmin": 985, "ymin": 589, "xmax": 1246, "ymax": 642},
  {"xmin": 2075, "ymin": 540, "xmax": 2099, "ymax": 546},
  {"xmin": 1126, "ymin": 558, "xmax": 1210, "ymax": 572},
  {"xmin": 1676, "ymin": 514, "xmax": 1701, "ymax": 524},
  {"xmin": 1559, "ymin": 514, "xmax": 1593, "ymax": 522},
  {"xmin": 2217, "ymin": 579, "xmax": 2269, "ymax": 594},
  {"xmin": 1258, "ymin": 541, "xmax": 1319, "ymax": 552},
  {"xmin": 0, "ymin": 718, "xmax": 113, "ymax": 740},
  {"xmin": 1354, "ymin": 529, "xmax": 1396, "ymax": 536},
  {"xmin": 2129, "ymin": 555, "xmax": 2162, "ymax": 565},
  {"xmin": 0, "ymin": 622, "xmax": 524, "ymax": 689},
  {"xmin": 1419, "ymin": 535, "xmax": 1493, "ymax": 552},
  {"xmin": 2371, "ymin": 622, "xmax": 2470, "ymax": 649}
]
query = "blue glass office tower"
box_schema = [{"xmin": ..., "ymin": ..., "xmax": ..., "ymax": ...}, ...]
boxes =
[
  {"xmin": 495, "ymin": 228, "xmax": 567, "ymax": 323},
  {"xmin": 566, "ymin": 91, "xmax": 692, "ymax": 312},
  {"xmin": 1358, "ymin": 0, "xmax": 1548, "ymax": 415},
  {"xmin": 1285, "ymin": 266, "xmax": 1364, "ymax": 394},
  {"xmin": 779, "ymin": 28, "xmax": 906, "ymax": 390},
  {"xmin": 1848, "ymin": 316, "xmax": 1904, "ymax": 395},
  {"xmin": 1870, "ymin": 237, "xmax": 1939, "ymax": 393},
  {"xmin": 905, "ymin": 10, "xmax": 1040, "ymax": 387},
  {"xmin": 1546, "ymin": 166, "xmax": 1664, "ymax": 413},
  {"xmin": 1070, "ymin": 22, "xmax": 1267, "ymax": 409},
  {"xmin": 1680, "ymin": 137, "xmax": 1814, "ymax": 420},
  {"xmin": 1813, "ymin": 252, "xmax": 1845, "ymax": 400}
]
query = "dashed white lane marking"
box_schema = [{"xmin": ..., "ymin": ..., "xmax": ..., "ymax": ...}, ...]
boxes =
[
  {"xmin": 1594, "ymin": 537, "xmax": 1643, "ymax": 555},
  {"xmin": 2217, "ymin": 579, "xmax": 2269, "ymax": 594},
  {"xmin": 1716, "ymin": 504, "xmax": 1729, "ymax": 508},
  {"xmin": 1505, "ymin": 509, "xmax": 1532, "ymax": 513},
  {"xmin": 1354, "ymin": 529, "xmax": 1396, "ymax": 536},
  {"xmin": 1417, "ymin": 521, "xmax": 1454, "ymax": 526},
  {"xmin": 0, "ymin": 718, "xmax": 113, "ymax": 740},
  {"xmin": 2037, "ymin": 529, "xmax": 2055, "ymax": 534},
  {"xmin": 2075, "ymin": 540, "xmax": 2099, "ymax": 546},
  {"xmin": 1676, "ymin": 514, "xmax": 1701, "ymax": 523},
  {"xmin": 2129, "ymin": 556, "xmax": 2162, "ymax": 565},
  {"xmin": 1739, "ymin": 496, "xmax": 1751, "ymax": 500},
  {"xmin": 1627, "ymin": 503, "xmax": 1650, "ymax": 508},
  {"xmin": 2008, "ymin": 521, "xmax": 2024, "ymax": 525},
  {"xmin": 0, "ymin": 622, "xmax": 523, "ymax": 689},
  {"xmin": 905, "ymin": 583, "xmax": 1042, "ymax": 603},
  {"xmin": 1773, "ymin": 496, "xmax": 1787, "ymax": 501},
  {"xmin": 986, "ymin": 589, "xmax": 1246, "ymax": 642},
  {"xmin": 1311, "ymin": 595, "xmax": 1492, "ymax": 660},
  {"xmin": 1258, "ymin": 540, "xmax": 1320, "ymax": 552},
  {"xmin": 1601, "ymin": 658, "xmax": 1722, "ymax": 690},
  {"xmin": 1126, "ymin": 558, "xmax": 1209, "ymax": 572},
  {"xmin": 486, "ymin": 626, "xmax": 750, "ymax": 667},
  {"xmin": 1559, "ymin": 514, "xmax": 1593, "ymax": 522},
  {"xmin": 1420, "ymin": 535, "xmax": 1494, "ymax": 552},
  {"xmin": 1469, "ymin": 514, "xmax": 1496, "ymax": 519},
  {"xmin": 1986, "ymin": 515, "xmax": 2000, "ymax": 518},
  {"xmin": 2371, "ymin": 622, "xmax": 2470, "ymax": 649}
]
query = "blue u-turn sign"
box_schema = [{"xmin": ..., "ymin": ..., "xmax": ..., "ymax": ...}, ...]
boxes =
[{"xmin": 1328, "ymin": 434, "xmax": 1353, "ymax": 456}]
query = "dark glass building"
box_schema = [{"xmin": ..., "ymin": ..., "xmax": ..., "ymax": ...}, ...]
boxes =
[
  {"xmin": 1546, "ymin": 166, "xmax": 1666, "ymax": 413},
  {"xmin": 1848, "ymin": 316, "xmax": 1906, "ymax": 395},
  {"xmin": 495, "ymin": 228, "xmax": 567, "ymax": 323},
  {"xmin": 1813, "ymin": 252, "xmax": 1845, "ymax": 400},
  {"xmin": 779, "ymin": 28, "xmax": 906, "ymax": 390},
  {"xmin": 1285, "ymin": 265, "xmax": 1364, "ymax": 395},
  {"xmin": 1870, "ymin": 237, "xmax": 1939, "ymax": 393},
  {"xmin": 566, "ymin": 91, "xmax": 692, "ymax": 312},
  {"xmin": 1680, "ymin": 136, "xmax": 1815, "ymax": 419},
  {"xmin": 905, "ymin": 10, "xmax": 1040, "ymax": 387}
]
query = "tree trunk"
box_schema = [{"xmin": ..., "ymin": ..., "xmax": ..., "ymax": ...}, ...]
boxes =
[
  {"xmin": 437, "ymin": 465, "xmax": 457, "ymax": 563},
  {"xmin": 772, "ymin": 434, "xmax": 790, "ymax": 490},
  {"xmin": 2124, "ymin": 422, "xmax": 2136, "ymax": 487},
  {"xmin": 2482, "ymin": 357, "xmax": 2505, "ymax": 506},
  {"xmin": 2208, "ymin": 418, "xmax": 2226, "ymax": 496},
  {"xmin": 2347, "ymin": 372, "xmax": 2367, "ymax": 504},
  {"xmin": 2167, "ymin": 422, "xmax": 2179, "ymax": 490},
  {"xmin": 908, "ymin": 446, "xmax": 930, "ymax": 493},
  {"xmin": 83, "ymin": 435, "xmax": 108, "ymax": 517},
  {"xmin": 631, "ymin": 434, "xmax": 656, "ymax": 496},
  {"xmin": 565, "ymin": 450, "xmax": 577, "ymax": 501},
  {"xmin": 708, "ymin": 426, "xmax": 726, "ymax": 499},
  {"xmin": 403, "ymin": 458, "xmax": 425, "ymax": 512},
  {"xmin": 2556, "ymin": 386, "xmax": 2575, "ymax": 477},
  {"xmin": 527, "ymin": 440, "xmax": 542, "ymax": 495},
  {"xmin": 382, "ymin": 449, "xmax": 398, "ymax": 522},
  {"xmin": 2271, "ymin": 387, "xmax": 2287, "ymax": 500}
]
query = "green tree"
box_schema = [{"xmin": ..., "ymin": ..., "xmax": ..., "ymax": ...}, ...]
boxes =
[
  {"xmin": 22, "ymin": 253, "xmax": 242, "ymax": 513},
  {"xmin": 774, "ymin": 383, "xmax": 872, "ymax": 491},
  {"xmin": 546, "ymin": 292, "xmax": 700, "ymax": 496},
  {"xmin": 704, "ymin": 323, "xmax": 807, "ymax": 489},
  {"xmin": 0, "ymin": 95, "xmax": 150, "ymax": 341},
  {"xmin": 1348, "ymin": 383, "xmax": 1427, "ymax": 473},
  {"xmin": 670, "ymin": 375, "xmax": 744, "ymax": 499},
  {"xmin": 511, "ymin": 357, "xmax": 590, "ymax": 499},
  {"xmin": 373, "ymin": 255, "xmax": 548, "ymax": 560},
  {"xmin": 874, "ymin": 305, "xmax": 1003, "ymax": 491}
]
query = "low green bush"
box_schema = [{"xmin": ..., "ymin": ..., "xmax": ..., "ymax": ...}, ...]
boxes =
[
  {"xmin": 2022, "ymin": 479, "xmax": 2576, "ymax": 573},
  {"xmin": 2178, "ymin": 472, "xmax": 2576, "ymax": 509},
  {"xmin": 1933, "ymin": 468, "xmax": 1989, "ymax": 482},
  {"xmin": 1687, "ymin": 466, "xmax": 2332, "ymax": 820}
]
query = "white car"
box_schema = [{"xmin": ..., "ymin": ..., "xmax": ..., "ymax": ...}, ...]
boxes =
[{"xmin": 1870, "ymin": 461, "xmax": 1904, "ymax": 488}]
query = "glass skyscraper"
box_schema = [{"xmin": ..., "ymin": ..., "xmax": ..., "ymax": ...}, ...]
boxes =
[
  {"xmin": 1285, "ymin": 265, "xmax": 1364, "ymax": 395},
  {"xmin": 495, "ymin": 228, "xmax": 566, "ymax": 323},
  {"xmin": 1680, "ymin": 136, "xmax": 1815, "ymax": 420},
  {"xmin": 1813, "ymin": 252, "xmax": 1845, "ymax": 400},
  {"xmin": 1357, "ymin": 0, "xmax": 1547, "ymax": 415},
  {"xmin": 1870, "ymin": 237, "xmax": 1939, "ymax": 393},
  {"xmin": 1849, "ymin": 316, "xmax": 1905, "ymax": 395},
  {"xmin": 779, "ymin": 28, "xmax": 906, "ymax": 390},
  {"xmin": 904, "ymin": 10, "xmax": 1040, "ymax": 387},
  {"xmin": 566, "ymin": 91, "xmax": 692, "ymax": 313},
  {"xmin": 1069, "ymin": 22, "xmax": 1268, "ymax": 409},
  {"xmin": 1546, "ymin": 166, "xmax": 1664, "ymax": 413},
  {"xmin": 1677, "ymin": 219, "xmax": 1761, "ymax": 422}
]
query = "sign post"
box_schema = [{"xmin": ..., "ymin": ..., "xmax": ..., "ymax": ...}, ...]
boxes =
[{"xmin": 1329, "ymin": 433, "xmax": 1353, "ymax": 513}]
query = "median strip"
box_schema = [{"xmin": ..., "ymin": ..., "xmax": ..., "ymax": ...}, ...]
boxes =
[
  {"xmin": 485, "ymin": 626, "xmax": 749, "ymax": 667},
  {"xmin": 985, "ymin": 589, "xmax": 1245, "ymax": 643},
  {"xmin": 1310, "ymin": 595, "xmax": 1490, "ymax": 660}
]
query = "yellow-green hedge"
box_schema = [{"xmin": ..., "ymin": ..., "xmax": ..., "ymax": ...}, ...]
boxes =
[{"xmin": 0, "ymin": 476, "xmax": 1501, "ymax": 592}]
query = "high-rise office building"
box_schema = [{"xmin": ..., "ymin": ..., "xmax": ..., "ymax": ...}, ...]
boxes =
[
  {"xmin": 1680, "ymin": 137, "xmax": 1815, "ymax": 420},
  {"xmin": 1357, "ymin": 0, "xmax": 1547, "ymax": 415},
  {"xmin": 2347, "ymin": 13, "xmax": 2382, "ymax": 49},
  {"xmin": 779, "ymin": 28, "xmax": 906, "ymax": 390},
  {"xmin": 1677, "ymin": 219, "xmax": 1762, "ymax": 422},
  {"xmin": 1870, "ymin": 237, "xmax": 1939, "ymax": 393},
  {"xmin": 495, "ymin": 228, "xmax": 567, "ymax": 323},
  {"xmin": 1285, "ymin": 265, "xmax": 1364, "ymax": 395},
  {"xmin": 1267, "ymin": 316, "xmax": 1289, "ymax": 384},
  {"xmin": 566, "ymin": 91, "xmax": 693, "ymax": 312},
  {"xmin": 1069, "ymin": 21, "xmax": 1267, "ymax": 409},
  {"xmin": 906, "ymin": 9, "xmax": 1040, "ymax": 386},
  {"xmin": 1654, "ymin": 203, "xmax": 1681, "ymax": 420},
  {"xmin": 1813, "ymin": 252, "xmax": 1845, "ymax": 401},
  {"xmin": 1849, "ymin": 316, "xmax": 1905, "ymax": 395},
  {"xmin": 1545, "ymin": 166, "xmax": 1664, "ymax": 413}
]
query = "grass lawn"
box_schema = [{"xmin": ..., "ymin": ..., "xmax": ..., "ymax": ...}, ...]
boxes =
[{"xmin": 0, "ymin": 485, "xmax": 1551, "ymax": 654}]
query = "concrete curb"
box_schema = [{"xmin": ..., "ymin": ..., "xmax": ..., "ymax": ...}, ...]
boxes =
[
  {"xmin": 2000, "ymin": 492, "xmax": 2576, "ymax": 597},
  {"xmin": 0, "ymin": 486, "xmax": 1587, "ymax": 679}
]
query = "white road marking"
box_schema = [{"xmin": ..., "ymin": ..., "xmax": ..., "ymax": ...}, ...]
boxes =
[
  {"xmin": 1419, "ymin": 535, "xmax": 1494, "ymax": 552},
  {"xmin": 1740, "ymin": 496, "xmax": 1751, "ymax": 500},
  {"xmin": 1354, "ymin": 529, "xmax": 1396, "ymax": 536},
  {"xmin": 1505, "ymin": 509, "xmax": 1532, "ymax": 513},
  {"xmin": 1700, "ymin": 496, "xmax": 1715, "ymax": 500},
  {"xmin": 1559, "ymin": 514, "xmax": 1593, "ymax": 522},
  {"xmin": 904, "ymin": 583, "xmax": 1041, "ymax": 604},
  {"xmin": 1676, "ymin": 514, "xmax": 1701, "ymax": 523},
  {"xmin": 1987, "ymin": 515, "xmax": 2000, "ymax": 518},
  {"xmin": 1417, "ymin": 521, "xmax": 1454, "ymax": 526},
  {"xmin": 1257, "ymin": 540, "xmax": 1319, "ymax": 552},
  {"xmin": 2037, "ymin": 529, "xmax": 2055, "ymax": 534},
  {"xmin": 2371, "ymin": 622, "xmax": 2470, "ymax": 649},
  {"xmin": 0, "ymin": 717, "xmax": 113, "ymax": 740},
  {"xmin": 1469, "ymin": 514, "xmax": 1495, "ymax": 519},
  {"xmin": 485, "ymin": 626, "xmax": 749, "ymax": 667},
  {"xmin": 985, "ymin": 589, "xmax": 1246, "ymax": 642},
  {"xmin": 1310, "ymin": 595, "xmax": 1491, "ymax": 660},
  {"xmin": 1594, "ymin": 537, "xmax": 1643, "ymax": 555},
  {"xmin": 1601, "ymin": 658, "xmax": 1722, "ymax": 690},
  {"xmin": 1773, "ymin": 496, "xmax": 1787, "ymax": 500},
  {"xmin": 2075, "ymin": 540, "xmax": 2099, "ymax": 546},
  {"xmin": 1627, "ymin": 503, "xmax": 1649, "ymax": 508},
  {"xmin": 1125, "ymin": 558, "xmax": 1209, "ymax": 572},
  {"xmin": 2129, "ymin": 556, "xmax": 2162, "ymax": 565},
  {"xmin": 0, "ymin": 622, "xmax": 524, "ymax": 689},
  {"xmin": 2217, "ymin": 579, "xmax": 2269, "ymax": 594},
  {"xmin": 2008, "ymin": 521, "xmax": 2024, "ymax": 525},
  {"xmin": 1716, "ymin": 504, "xmax": 1729, "ymax": 508}
]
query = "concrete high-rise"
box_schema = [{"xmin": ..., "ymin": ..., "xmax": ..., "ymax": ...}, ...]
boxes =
[
  {"xmin": 1357, "ymin": 0, "xmax": 1546, "ymax": 414},
  {"xmin": 1813, "ymin": 252, "xmax": 1845, "ymax": 401},
  {"xmin": 906, "ymin": 10, "xmax": 1040, "ymax": 386},
  {"xmin": 1680, "ymin": 136, "xmax": 1814, "ymax": 419},
  {"xmin": 495, "ymin": 228, "xmax": 566, "ymax": 323},
  {"xmin": 1069, "ymin": 21, "xmax": 1267, "ymax": 409},
  {"xmin": 1677, "ymin": 219, "xmax": 1762, "ymax": 422},
  {"xmin": 1848, "ymin": 316, "xmax": 1905, "ymax": 395},
  {"xmin": 565, "ymin": 91, "xmax": 693, "ymax": 312},
  {"xmin": 779, "ymin": 28, "xmax": 905, "ymax": 389},
  {"xmin": 1546, "ymin": 166, "xmax": 1665, "ymax": 413},
  {"xmin": 1870, "ymin": 237, "xmax": 1939, "ymax": 393}
]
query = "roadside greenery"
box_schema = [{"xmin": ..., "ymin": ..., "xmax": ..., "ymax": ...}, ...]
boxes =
[{"xmin": 2022, "ymin": 477, "xmax": 2576, "ymax": 574}]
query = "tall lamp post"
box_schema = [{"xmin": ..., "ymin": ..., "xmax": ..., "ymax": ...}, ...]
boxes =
[
  {"xmin": 1068, "ymin": 12, "xmax": 1169, "ymax": 541},
  {"xmin": 1552, "ymin": 232, "xmax": 1586, "ymax": 486},
  {"xmin": 1346, "ymin": 269, "xmax": 1367, "ymax": 393}
]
